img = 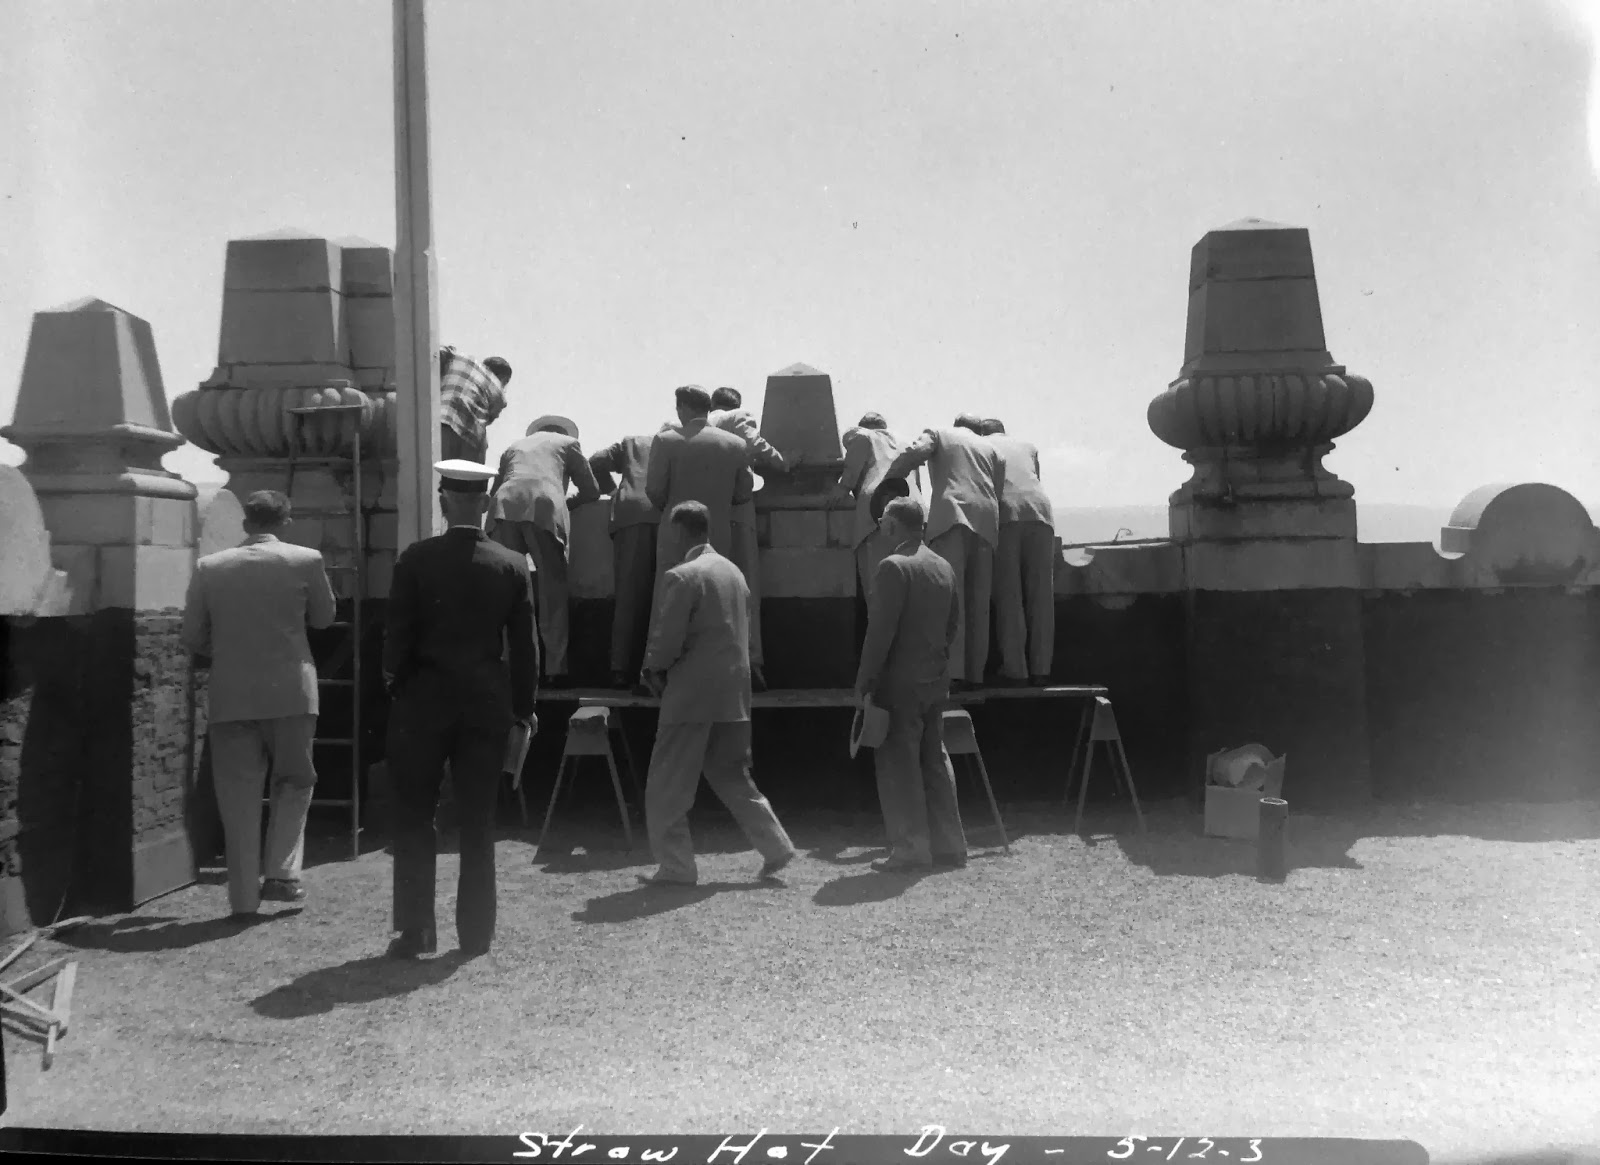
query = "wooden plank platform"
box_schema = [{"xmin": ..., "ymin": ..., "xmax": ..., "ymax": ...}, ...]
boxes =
[{"xmin": 546, "ymin": 684, "xmax": 1110, "ymax": 710}]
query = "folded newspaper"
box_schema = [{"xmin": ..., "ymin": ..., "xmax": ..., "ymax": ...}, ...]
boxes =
[{"xmin": 1205, "ymin": 743, "xmax": 1286, "ymax": 799}]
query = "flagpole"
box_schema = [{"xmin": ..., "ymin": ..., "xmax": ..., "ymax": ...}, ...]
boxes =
[{"xmin": 393, "ymin": 0, "xmax": 442, "ymax": 548}]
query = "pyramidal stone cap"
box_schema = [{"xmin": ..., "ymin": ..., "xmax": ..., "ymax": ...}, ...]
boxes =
[
  {"xmin": 760, "ymin": 362, "xmax": 842, "ymax": 463},
  {"xmin": 8, "ymin": 297, "xmax": 177, "ymax": 435}
]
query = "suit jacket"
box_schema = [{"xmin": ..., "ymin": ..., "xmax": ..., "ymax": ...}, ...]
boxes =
[
  {"xmin": 886, "ymin": 426, "xmax": 1005, "ymax": 548},
  {"xmin": 854, "ymin": 539, "xmax": 960, "ymax": 707},
  {"xmin": 645, "ymin": 419, "xmax": 754, "ymax": 557},
  {"xmin": 182, "ymin": 534, "xmax": 337, "ymax": 723},
  {"xmin": 838, "ymin": 426, "xmax": 923, "ymax": 548},
  {"xmin": 383, "ymin": 526, "xmax": 539, "ymax": 719},
  {"xmin": 667, "ymin": 409, "xmax": 782, "ymax": 529},
  {"xmin": 644, "ymin": 544, "xmax": 751, "ymax": 724},
  {"xmin": 986, "ymin": 434, "xmax": 1054, "ymax": 528},
  {"xmin": 589, "ymin": 435, "xmax": 659, "ymax": 533},
  {"xmin": 490, "ymin": 432, "xmax": 602, "ymax": 548}
]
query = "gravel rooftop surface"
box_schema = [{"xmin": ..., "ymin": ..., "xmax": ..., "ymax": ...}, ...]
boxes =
[{"xmin": 1, "ymin": 796, "xmax": 1597, "ymax": 1161}]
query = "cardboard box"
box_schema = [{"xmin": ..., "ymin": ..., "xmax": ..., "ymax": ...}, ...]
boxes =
[{"xmin": 1205, "ymin": 786, "xmax": 1265, "ymax": 840}]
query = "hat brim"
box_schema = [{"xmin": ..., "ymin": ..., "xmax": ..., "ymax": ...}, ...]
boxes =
[
  {"xmin": 869, "ymin": 476, "xmax": 912, "ymax": 523},
  {"xmin": 849, "ymin": 702, "xmax": 891, "ymax": 757},
  {"xmin": 528, "ymin": 415, "xmax": 579, "ymax": 439}
]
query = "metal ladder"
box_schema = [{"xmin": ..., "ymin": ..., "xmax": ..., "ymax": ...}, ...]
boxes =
[{"xmin": 284, "ymin": 402, "xmax": 370, "ymax": 861}]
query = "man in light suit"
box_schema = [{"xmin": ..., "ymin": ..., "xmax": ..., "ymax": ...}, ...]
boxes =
[
  {"xmin": 833, "ymin": 412, "xmax": 924, "ymax": 602},
  {"xmin": 708, "ymin": 386, "xmax": 788, "ymax": 688},
  {"xmin": 638, "ymin": 501, "xmax": 796, "ymax": 886},
  {"xmin": 884, "ymin": 413, "xmax": 1006, "ymax": 689},
  {"xmin": 489, "ymin": 415, "xmax": 602, "ymax": 686},
  {"xmin": 589, "ymin": 433, "xmax": 661, "ymax": 689},
  {"xmin": 645, "ymin": 385, "xmax": 753, "ymax": 628},
  {"xmin": 182, "ymin": 490, "xmax": 337, "ymax": 918},
  {"xmin": 385, "ymin": 460, "xmax": 540, "ymax": 959},
  {"xmin": 980, "ymin": 418, "xmax": 1057, "ymax": 685},
  {"xmin": 854, "ymin": 496, "xmax": 968, "ymax": 872}
]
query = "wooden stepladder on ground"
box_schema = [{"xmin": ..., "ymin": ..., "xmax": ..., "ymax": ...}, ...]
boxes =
[{"xmin": 0, "ymin": 917, "xmax": 88, "ymax": 1068}]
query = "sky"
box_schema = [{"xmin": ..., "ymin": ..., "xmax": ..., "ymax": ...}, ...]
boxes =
[{"xmin": 3, "ymin": 0, "xmax": 1599, "ymax": 515}]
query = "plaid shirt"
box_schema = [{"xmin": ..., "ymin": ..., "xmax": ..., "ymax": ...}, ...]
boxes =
[{"xmin": 439, "ymin": 349, "xmax": 507, "ymax": 442}]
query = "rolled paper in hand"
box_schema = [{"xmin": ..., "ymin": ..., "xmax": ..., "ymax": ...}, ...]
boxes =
[{"xmin": 1257, "ymin": 797, "xmax": 1288, "ymax": 882}]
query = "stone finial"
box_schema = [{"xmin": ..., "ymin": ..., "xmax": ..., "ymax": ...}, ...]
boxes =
[
  {"xmin": 756, "ymin": 363, "xmax": 846, "ymax": 502},
  {"xmin": 1147, "ymin": 220, "xmax": 1375, "ymax": 543},
  {"xmin": 1, "ymin": 299, "xmax": 191, "ymax": 498},
  {"xmin": 207, "ymin": 229, "xmax": 353, "ymax": 389}
]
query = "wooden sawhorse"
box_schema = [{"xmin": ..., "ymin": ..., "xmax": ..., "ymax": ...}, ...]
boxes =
[
  {"xmin": 1063, "ymin": 695, "xmax": 1146, "ymax": 835},
  {"xmin": 940, "ymin": 709, "xmax": 1012, "ymax": 853},
  {"xmin": 537, "ymin": 706, "xmax": 644, "ymax": 852}
]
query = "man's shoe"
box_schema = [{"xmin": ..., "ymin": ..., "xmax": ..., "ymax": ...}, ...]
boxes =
[
  {"xmin": 386, "ymin": 927, "xmax": 438, "ymax": 959},
  {"xmin": 949, "ymin": 679, "xmax": 969, "ymax": 694},
  {"xmin": 871, "ymin": 857, "xmax": 931, "ymax": 873},
  {"xmin": 227, "ymin": 910, "xmax": 260, "ymax": 923},
  {"xmin": 932, "ymin": 854, "xmax": 968, "ymax": 869},
  {"xmin": 545, "ymin": 674, "xmax": 571, "ymax": 689},
  {"xmin": 758, "ymin": 851, "xmax": 795, "ymax": 880},
  {"xmin": 993, "ymin": 676, "xmax": 1027, "ymax": 689},
  {"xmin": 261, "ymin": 878, "xmax": 306, "ymax": 903},
  {"xmin": 1029, "ymin": 674, "xmax": 1052, "ymax": 687},
  {"xmin": 750, "ymin": 667, "xmax": 768, "ymax": 693},
  {"xmin": 636, "ymin": 872, "xmax": 697, "ymax": 887},
  {"xmin": 609, "ymin": 671, "xmax": 631, "ymax": 689}
]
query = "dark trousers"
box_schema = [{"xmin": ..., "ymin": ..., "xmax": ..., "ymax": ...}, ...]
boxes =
[
  {"xmin": 440, "ymin": 424, "xmax": 486, "ymax": 463},
  {"xmin": 610, "ymin": 522, "xmax": 657, "ymax": 674},
  {"xmin": 389, "ymin": 688, "xmax": 510, "ymax": 949}
]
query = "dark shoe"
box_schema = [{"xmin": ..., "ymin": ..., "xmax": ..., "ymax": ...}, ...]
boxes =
[
  {"xmin": 993, "ymin": 676, "xmax": 1027, "ymax": 689},
  {"xmin": 932, "ymin": 854, "xmax": 968, "ymax": 869},
  {"xmin": 261, "ymin": 878, "xmax": 306, "ymax": 903},
  {"xmin": 949, "ymin": 679, "xmax": 969, "ymax": 694},
  {"xmin": 636, "ymin": 872, "xmax": 697, "ymax": 888},
  {"xmin": 227, "ymin": 910, "xmax": 260, "ymax": 923},
  {"xmin": 871, "ymin": 857, "xmax": 931, "ymax": 873},
  {"xmin": 609, "ymin": 671, "xmax": 631, "ymax": 689},
  {"xmin": 750, "ymin": 667, "xmax": 768, "ymax": 693},
  {"xmin": 1029, "ymin": 674, "xmax": 1052, "ymax": 687},
  {"xmin": 387, "ymin": 927, "xmax": 438, "ymax": 959},
  {"xmin": 758, "ymin": 851, "xmax": 795, "ymax": 880},
  {"xmin": 545, "ymin": 674, "xmax": 571, "ymax": 689}
]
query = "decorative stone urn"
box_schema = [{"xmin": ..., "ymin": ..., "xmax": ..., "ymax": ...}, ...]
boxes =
[
  {"xmin": 168, "ymin": 231, "xmax": 400, "ymax": 596},
  {"xmin": 1147, "ymin": 219, "xmax": 1375, "ymax": 542}
]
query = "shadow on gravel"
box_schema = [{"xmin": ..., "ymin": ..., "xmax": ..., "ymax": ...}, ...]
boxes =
[
  {"xmin": 59, "ymin": 910, "xmax": 303, "ymax": 953},
  {"xmin": 250, "ymin": 950, "xmax": 467, "ymax": 1019}
]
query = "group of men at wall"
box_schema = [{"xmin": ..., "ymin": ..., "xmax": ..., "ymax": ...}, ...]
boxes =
[{"xmin": 436, "ymin": 347, "xmax": 1059, "ymax": 693}]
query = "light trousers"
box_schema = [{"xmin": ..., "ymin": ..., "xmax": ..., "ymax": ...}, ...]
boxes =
[
  {"xmin": 928, "ymin": 526, "xmax": 995, "ymax": 683},
  {"xmin": 210, "ymin": 715, "xmax": 319, "ymax": 914},
  {"xmin": 490, "ymin": 520, "xmax": 567, "ymax": 676},
  {"xmin": 855, "ymin": 532, "xmax": 893, "ymax": 604},
  {"xmin": 610, "ymin": 522, "xmax": 658, "ymax": 674},
  {"xmin": 995, "ymin": 520, "xmax": 1056, "ymax": 679},
  {"xmin": 645, "ymin": 720, "xmax": 794, "ymax": 883},
  {"xmin": 873, "ymin": 699, "xmax": 967, "ymax": 865}
]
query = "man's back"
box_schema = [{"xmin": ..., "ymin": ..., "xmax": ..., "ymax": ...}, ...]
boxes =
[
  {"xmin": 646, "ymin": 423, "xmax": 753, "ymax": 554},
  {"xmin": 184, "ymin": 535, "xmax": 335, "ymax": 723},
  {"xmin": 862, "ymin": 542, "xmax": 960, "ymax": 706},
  {"xmin": 492, "ymin": 432, "xmax": 594, "ymax": 541},
  {"xmin": 987, "ymin": 434, "xmax": 1054, "ymax": 527},
  {"xmin": 383, "ymin": 528, "xmax": 538, "ymax": 716},
  {"xmin": 647, "ymin": 545, "xmax": 751, "ymax": 724},
  {"xmin": 923, "ymin": 426, "xmax": 1004, "ymax": 546},
  {"xmin": 841, "ymin": 426, "xmax": 906, "ymax": 546},
  {"xmin": 590, "ymin": 435, "xmax": 658, "ymax": 532}
]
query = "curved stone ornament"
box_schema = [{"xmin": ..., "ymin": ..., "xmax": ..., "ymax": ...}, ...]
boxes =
[
  {"xmin": 170, "ymin": 384, "xmax": 396, "ymax": 459},
  {"xmin": 1147, "ymin": 370, "xmax": 1374, "ymax": 452}
]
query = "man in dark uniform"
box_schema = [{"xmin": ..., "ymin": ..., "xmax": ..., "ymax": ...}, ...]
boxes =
[{"xmin": 383, "ymin": 459, "xmax": 540, "ymax": 959}]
